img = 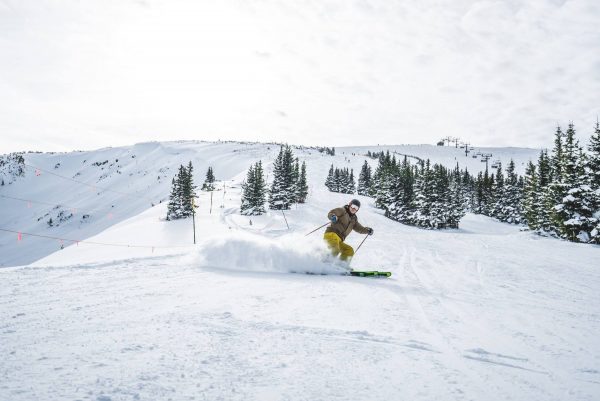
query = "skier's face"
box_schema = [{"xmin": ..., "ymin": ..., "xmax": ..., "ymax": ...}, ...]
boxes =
[{"xmin": 349, "ymin": 204, "xmax": 359, "ymax": 214}]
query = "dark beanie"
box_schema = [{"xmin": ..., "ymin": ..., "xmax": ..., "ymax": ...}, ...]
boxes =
[{"xmin": 350, "ymin": 199, "xmax": 361, "ymax": 208}]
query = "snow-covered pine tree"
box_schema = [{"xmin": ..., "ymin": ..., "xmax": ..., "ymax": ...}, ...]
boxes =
[
  {"xmin": 523, "ymin": 160, "xmax": 539, "ymax": 229},
  {"xmin": 461, "ymin": 167, "xmax": 474, "ymax": 213},
  {"xmin": 373, "ymin": 151, "xmax": 395, "ymax": 208},
  {"xmin": 166, "ymin": 176, "xmax": 180, "ymax": 220},
  {"xmin": 241, "ymin": 161, "xmax": 267, "ymax": 215},
  {"xmin": 448, "ymin": 164, "xmax": 466, "ymax": 228},
  {"xmin": 544, "ymin": 125, "xmax": 568, "ymax": 236},
  {"xmin": 202, "ymin": 166, "xmax": 216, "ymax": 191},
  {"xmin": 491, "ymin": 161, "xmax": 505, "ymax": 220},
  {"xmin": 536, "ymin": 149, "xmax": 552, "ymax": 231},
  {"xmin": 240, "ymin": 164, "xmax": 256, "ymax": 215},
  {"xmin": 412, "ymin": 160, "xmax": 435, "ymax": 228},
  {"xmin": 341, "ymin": 168, "xmax": 350, "ymax": 193},
  {"xmin": 587, "ymin": 120, "xmax": 600, "ymax": 243},
  {"xmin": 180, "ymin": 161, "xmax": 197, "ymax": 217},
  {"xmin": 269, "ymin": 145, "xmax": 295, "ymax": 210},
  {"xmin": 383, "ymin": 156, "xmax": 413, "ymax": 222},
  {"xmin": 550, "ymin": 125, "xmax": 565, "ymax": 183},
  {"xmin": 473, "ymin": 171, "xmax": 484, "ymax": 214},
  {"xmin": 476, "ymin": 169, "xmax": 494, "ymax": 216},
  {"xmin": 348, "ymin": 169, "xmax": 356, "ymax": 194},
  {"xmin": 167, "ymin": 164, "xmax": 192, "ymax": 220},
  {"xmin": 370, "ymin": 151, "xmax": 388, "ymax": 198},
  {"xmin": 431, "ymin": 164, "xmax": 451, "ymax": 228},
  {"xmin": 500, "ymin": 159, "xmax": 522, "ymax": 224},
  {"xmin": 269, "ymin": 146, "xmax": 286, "ymax": 210},
  {"xmin": 296, "ymin": 161, "xmax": 309, "ymax": 203},
  {"xmin": 291, "ymin": 158, "xmax": 300, "ymax": 200},
  {"xmin": 588, "ymin": 120, "xmax": 600, "ymax": 189},
  {"xmin": 333, "ymin": 168, "xmax": 341, "ymax": 193},
  {"xmin": 550, "ymin": 123, "xmax": 577, "ymax": 238},
  {"xmin": 357, "ymin": 160, "xmax": 372, "ymax": 195},
  {"xmin": 559, "ymin": 124, "xmax": 595, "ymax": 241},
  {"xmin": 325, "ymin": 164, "xmax": 335, "ymax": 191}
]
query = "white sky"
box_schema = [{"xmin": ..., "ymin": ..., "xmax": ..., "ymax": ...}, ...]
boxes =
[{"xmin": 1, "ymin": 0, "xmax": 599, "ymax": 153}]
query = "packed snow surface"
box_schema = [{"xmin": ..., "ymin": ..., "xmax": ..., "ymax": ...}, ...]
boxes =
[{"xmin": 1, "ymin": 141, "xmax": 599, "ymax": 401}]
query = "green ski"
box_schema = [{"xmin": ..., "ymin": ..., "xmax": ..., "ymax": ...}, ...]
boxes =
[{"xmin": 349, "ymin": 270, "xmax": 392, "ymax": 278}]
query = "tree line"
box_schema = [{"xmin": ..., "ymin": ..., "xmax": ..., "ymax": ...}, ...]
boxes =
[
  {"xmin": 241, "ymin": 145, "xmax": 308, "ymax": 215},
  {"xmin": 326, "ymin": 121, "xmax": 600, "ymax": 243},
  {"xmin": 522, "ymin": 122, "xmax": 600, "ymax": 243},
  {"xmin": 166, "ymin": 163, "xmax": 218, "ymax": 220},
  {"xmin": 324, "ymin": 165, "xmax": 356, "ymax": 194}
]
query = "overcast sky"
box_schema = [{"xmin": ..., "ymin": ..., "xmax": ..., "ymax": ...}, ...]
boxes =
[{"xmin": 1, "ymin": 0, "xmax": 599, "ymax": 153}]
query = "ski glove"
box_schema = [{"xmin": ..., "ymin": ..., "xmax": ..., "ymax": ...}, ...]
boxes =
[
  {"xmin": 330, "ymin": 215, "xmax": 337, "ymax": 223},
  {"xmin": 367, "ymin": 227, "xmax": 374, "ymax": 235}
]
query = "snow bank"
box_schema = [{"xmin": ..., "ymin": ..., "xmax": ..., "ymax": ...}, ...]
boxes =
[{"xmin": 192, "ymin": 231, "xmax": 347, "ymax": 275}]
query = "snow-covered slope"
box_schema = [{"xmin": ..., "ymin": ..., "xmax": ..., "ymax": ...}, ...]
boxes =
[
  {"xmin": 1, "ymin": 141, "xmax": 598, "ymax": 401},
  {"xmin": 0, "ymin": 141, "xmax": 280, "ymax": 266},
  {"xmin": 1, "ymin": 141, "xmax": 540, "ymax": 267}
]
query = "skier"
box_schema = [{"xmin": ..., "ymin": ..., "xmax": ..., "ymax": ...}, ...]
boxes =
[{"xmin": 324, "ymin": 199, "xmax": 373, "ymax": 267}]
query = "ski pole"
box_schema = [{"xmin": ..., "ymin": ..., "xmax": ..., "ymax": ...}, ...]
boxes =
[
  {"xmin": 304, "ymin": 222, "xmax": 330, "ymax": 237},
  {"xmin": 354, "ymin": 234, "xmax": 369, "ymax": 254}
]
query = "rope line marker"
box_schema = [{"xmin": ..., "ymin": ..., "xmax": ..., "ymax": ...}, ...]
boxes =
[
  {"xmin": 23, "ymin": 163, "xmax": 156, "ymax": 203},
  {"xmin": 1, "ymin": 227, "xmax": 196, "ymax": 250}
]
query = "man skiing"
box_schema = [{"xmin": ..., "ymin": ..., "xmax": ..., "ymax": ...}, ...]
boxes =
[{"xmin": 324, "ymin": 199, "xmax": 373, "ymax": 267}]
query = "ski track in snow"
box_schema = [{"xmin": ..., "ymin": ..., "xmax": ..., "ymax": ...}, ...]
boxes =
[{"xmin": 1, "ymin": 142, "xmax": 600, "ymax": 401}]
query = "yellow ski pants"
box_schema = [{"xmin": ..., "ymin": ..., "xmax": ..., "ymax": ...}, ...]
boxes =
[{"xmin": 324, "ymin": 232, "xmax": 354, "ymax": 262}]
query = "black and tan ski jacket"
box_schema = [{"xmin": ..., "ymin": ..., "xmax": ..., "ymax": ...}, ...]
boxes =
[{"xmin": 325, "ymin": 205, "xmax": 369, "ymax": 241}]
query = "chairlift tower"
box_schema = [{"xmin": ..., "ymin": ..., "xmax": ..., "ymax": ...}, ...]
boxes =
[
  {"xmin": 480, "ymin": 153, "xmax": 493, "ymax": 171},
  {"xmin": 462, "ymin": 142, "xmax": 471, "ymax": 157}
]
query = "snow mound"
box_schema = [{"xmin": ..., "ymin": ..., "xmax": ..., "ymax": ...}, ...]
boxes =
[{"xmin": 193, "ymin": 231, "xmax": 347, "ymax": 275}]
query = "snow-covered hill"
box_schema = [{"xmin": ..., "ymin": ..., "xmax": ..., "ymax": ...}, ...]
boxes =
[
  {"xmin": 1, "ymin": 140, "xmax": 599, "ymax": 400},
  {"xmin": 1, "ymin": 141, "xmax": 540, "ymax": 267}
]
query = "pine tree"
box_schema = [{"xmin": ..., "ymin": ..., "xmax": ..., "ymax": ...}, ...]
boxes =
[
  {"xmin": 551, "ymin": 125, "xmax": 565, "ymax": 183},
  {"xmin": 558, "ymin": 124, "xmax": 596, "ymax": 241},
  {"xmin": 291, "ymin": 158, "xmax": 300, "ymax": 200},
  {"xmin": 448, "ymin": 170, "xmax": 466, "ymax": 228},
  {"xmin": 587, "ymin": 120, "xmax": 600, "ymax": 243},
  {"xmin": 536, "ymin": 150, "xmax": 552, "ymax": 231},
  {"xmin": 588, "ymin": 120, "xmax": 600, "ymax": 188},
  {"xmin": 296, "ymin": 161, "xmax": 309, "ymax": 203},
  {"xmin": 202, "ymin": 167, "xmax": 216, "ymax": 191},
  {"xmin": 240, "ymin": 164, "xmax": 255, "ymax": 215},
  {"xmin": 500, "ymin": 159, "xmax": 522, "ymax": 224},
  {"xmin": 166, "ymin": 162, "xmax": 197, "ymax": 220},
  {"xmin": 523, "ymin": 161, "xmax": 539, "ymax": 228},
  {"xmin": 412, "ymin": 160, "xmax": 435, "ymax": 228},
  {"xmin": 474, "ymin": 171, "xmax": 484, "ymax": 214},
  {"xmin": 167, "ymin": 167, "xmax": 185, "ymax": 220},
  {"xmin": 357, "ymin": 161, "xmax": 372, "ymax": 195},
  {"xmin": 181, "ymin": 161, "xmax": 196, "ymax": 217},
  {"xmin": 269, "ymin": 145, "xmax": 295, "ymax": 210},
  {"xmin": 241, "ymin": 161, "xmax": 267, "ymax": 215},
  {"xmin": 491, "ymin": 161, "xmax": 505, "ymax": 220},
  {"xmin": 325, "ymin": 164, "xmax": 335, "ymax": 191},
  {"xmin": 333, "ymin": 168, "xmax": 341, "ymax": 193},
  {"xmin": 348, "ymin": 169, "xmax": 356, "ymax": 194}
]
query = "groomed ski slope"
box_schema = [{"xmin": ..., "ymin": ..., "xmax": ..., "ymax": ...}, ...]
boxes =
[{"xmin": 2, "ymin": 144, "xmax": 600, "ymax": 401}]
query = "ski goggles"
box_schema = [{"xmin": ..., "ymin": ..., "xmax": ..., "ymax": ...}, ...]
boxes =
[{"xmin": 349, "ymin": 204, "xmax": 360, "ymax": 212}]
